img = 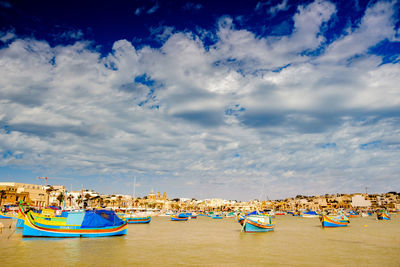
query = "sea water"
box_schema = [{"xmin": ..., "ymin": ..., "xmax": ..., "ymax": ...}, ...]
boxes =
[{"xmin": 0, "ymin": 215, "xmax": 399, "ymax": 266}]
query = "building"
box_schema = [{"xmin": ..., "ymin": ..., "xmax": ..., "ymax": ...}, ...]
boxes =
[
  {"xmin": 351, "ymin": 194, "xmax": 372, "ymax": 208},
  {"xmin": 0, "ymin": 184, "xmax": 30, "ymax": 206},
  {"xmin": 0, "ymin": 182, "xmax": 46, "ymax": 207},
  {"xmin": 148, "ymin": 189, "xmax": 156, "ymax": 201}
]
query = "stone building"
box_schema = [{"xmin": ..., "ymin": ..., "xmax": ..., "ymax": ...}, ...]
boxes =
[
  {"xmin": 0, "ymin": 182, "xmax": 46, "ymax": 207},
  {"xmin": 0, "ymin": 184, "xmax": 30, "ymax": 206}
]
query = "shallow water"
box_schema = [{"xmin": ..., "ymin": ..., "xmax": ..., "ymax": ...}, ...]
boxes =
[{"xmin": 1, "ymin": 215, "xmax": 399, "ymax": 266}]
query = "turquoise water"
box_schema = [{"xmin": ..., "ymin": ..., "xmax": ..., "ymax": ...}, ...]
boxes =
[{"xmin": 1, "ymin": 215, "xmax": 399, "ymax": 266}]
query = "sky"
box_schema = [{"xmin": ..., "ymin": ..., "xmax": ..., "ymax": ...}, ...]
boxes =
[{"xmin": 0, "ymin": 0, "xmax": 399, "ymax": 200}]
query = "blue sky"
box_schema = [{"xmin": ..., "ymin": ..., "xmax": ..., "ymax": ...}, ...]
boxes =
[{"xmin": 0, "ymin": 0, "xmax": 399, "ymax": 200}]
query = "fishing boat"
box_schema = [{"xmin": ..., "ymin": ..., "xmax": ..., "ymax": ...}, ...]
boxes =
[
  {"xmin": 377, "ymin": 211, "xmax": 390, "ymax": 220},
  {"xmin": 237, "ymin": 211, "xmax": 262, "ymax": 225},
  {"xmin": 0, "ymin": 211, "xmax": 16, "ymax": 219},
  {"xmin": 237, "ymin": 214, "xmax": 246, "ymax": 225},
  {"xmin": 300, "ymin": 210, "xmax": 319, "ymax": 218},
  {"xmin": 320, "ymin": 214, "xmax": 350, "ymax": 227},
  {"xmin": 170, "ymin": 213, "xmax": 189, "ymax": 221},
  {"xmin": 19, "ymin": 205, "xmax": 127, "ymax": 237},
  {"xmin": 241, "ymin": 214, "xmax": 275, "ymax": 233},
  {"xmin": 211, "ymin": 214, "xmax": 223, "ymax": 219},
  {"xmin": 275, "ymin": 212, "xmax": 286, "ymax": 215},
  {"xmin": 225, "ymin": 212, "xmax": 235, "ymax": 218},
  {"xmin": 347, "ymin": 210, "xmax": 359, "ymax": 218},
  {"xmin": 126, "ymin": 216, "xmax": 151, "ymax": 224}
]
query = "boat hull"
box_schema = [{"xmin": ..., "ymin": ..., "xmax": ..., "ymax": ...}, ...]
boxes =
[
  {"xmin": 321, "ymin": 215, "xmax": 349, "ymax": 227},
  {"xmin": 377, "ymin": 213, "xmax": 390, "ymax": 220},
  {"xmin": 127, "ymin": 216, "xmax": 151, "ymax": 224},
  {"xmin": 170, "ymin": 215, "xmax": 188, "ymax": 221},
  {"xmin": 20, "ymin": 206, "xmax": 128, "ymax": 238},
  {"xmin": 16, "ymin": 218, "xmax": 25, "ymax": 228},
  {"xmin": 243, "ymin": 218, "xmax": 274, "ymax": 233},
  {"xmin": 22, "ymin": 222, "xmax": 127, "ymax": 237}
]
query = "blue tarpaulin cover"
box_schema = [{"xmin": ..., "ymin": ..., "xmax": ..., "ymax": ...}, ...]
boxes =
[
  {"xmin": 246, "ymin": 211, "xmax": 261, "ymax": 216},
  {"xmin": 304, "ymin": 211, "xmax": 318, "ymax": 215},
  {"xmin": 81, "ymin": 210, "xmax": 124, "ymax": 228}
]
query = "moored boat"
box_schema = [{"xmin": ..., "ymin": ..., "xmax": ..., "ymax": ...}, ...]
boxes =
[
  {"xmin": 170, "ymin": 213, "xmax": 189, "ymax": 221},
  {"xmin": 300, "ymin": 210, "xmax": 319, "ymax": 218},
  {"xmin": 126, "ymin": 216, "xmax": 151, "ymax": 224},
  {"xmin": 241, "ymin": 214, "xmax": 274, "ymax": 233},
  {"xmin": 211, "ymin": 214, "xmax": 223, "ymax": 219},
  {"xmin": 347, "ymin": 210, "xmax": 359, "ymax": 218},
  {"xmin": 377, "ymin": 211, "xmax": 390, "ymax": 220},
  {"xmin": 0, "ymin": 211, "xmax": 16, "ymax": 219},
  {"xmin": 320, "ymin": 214, "xmax": 349, "ymax": 227},
  {"xmin": 19, "ymin": 205, "xmax": 127, "ymax": 237}
]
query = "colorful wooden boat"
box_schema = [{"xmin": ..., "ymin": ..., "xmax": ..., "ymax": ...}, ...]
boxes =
[
  {"xmin": 211, "ymin": 214, "xmax": 223, "ymax": 219},
  {"xmin": 126, "ymin": 216, "xmax": 151, "ymax": 224},
  {"xmin": 170, "ymin": 213, "xmax": 189, "ymax": 221},
  {"xmin": 347, "ymin": 210, "xmax": 359, "ymax": 218},
  {"xmin": 320, "ymin": 214, "xmax": 349, "ymax": 227},
  {"xmin": 225, "ymin": 212, "xmax": 235, "ymax": 218},
  {"xmin": 377, "ymin": 211, "xmax": 390, "ymax": 220},
  {"xmin": 19, "ymin": 205, "xmax": 127, "ymax": 237},
  {"xmin": 241, "ymin": 215, "xmax": 275, "ymax": 233},
  {"xmin": 0, "ymin": 211, "xmax": 16, "ymax": 219},
  {"xmin": 237, "ymin": 214, "xmax": 246, "ymax": 225},
  {"xmin": 300, "ymin": 210, "xmax": 319, "ymax": 218}
]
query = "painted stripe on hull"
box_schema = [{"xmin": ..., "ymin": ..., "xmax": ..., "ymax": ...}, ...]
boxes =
[
  {"xmin": 321, "ymin": 215, "xmax": 349, "ymax": 227},
  {"xmin": 244, "ymin": 221, "xmax": 274, "ymax": 232},
  {"xmin": 19, "ymin": 206, "xmax": 128, "ymax": 238},
  {"xmin": 127, "ymin": 217, "xmax": 151, "ymax": 224},
  {"xmin": 16, "ymin": 218, "xmax": 24, "ymax": 228},
  {"xmin": 170, "ymin": 216, "xmax": 188, "ymax": 221}
]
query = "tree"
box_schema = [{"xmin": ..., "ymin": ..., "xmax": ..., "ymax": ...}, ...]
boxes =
[
  {"xmin": 57, "ymin": 192, "xmax": 65, "ymax": 206},
  {"xmin": 67, "ymin": 195, "xmax": 73, "ymax": 208},
  {"xmin": 77, "ymin": 195, "xmax": 82, "ymax": 208},
  {"xmin": 45, "ymin": 186, "xmax": 54, "ymax": 206}
]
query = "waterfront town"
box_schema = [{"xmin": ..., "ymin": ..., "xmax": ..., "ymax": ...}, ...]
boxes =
[{"xmin": 1, "ymin": 181, "xmax": 399, "ymax": 212}]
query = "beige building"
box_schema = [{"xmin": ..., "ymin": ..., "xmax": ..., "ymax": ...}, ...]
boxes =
[
  {"xmin": 351, "ymin": 194, "xmax": 372, "ymax": 208},
  {"xmin": 0, "ymin": 182, "xmax": 47, "ymax": 207}
]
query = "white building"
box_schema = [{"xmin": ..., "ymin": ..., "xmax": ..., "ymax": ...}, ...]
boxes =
[{"xmin": 351, "ymin": 194, "xmax": 372, "ymax": 207}]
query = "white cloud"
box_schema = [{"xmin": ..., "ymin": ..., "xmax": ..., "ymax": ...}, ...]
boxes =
[
  {"xmin": 147, "ymin": 2, "xmax": 159, "ymax": 14},
  {"xmin": 0, "ymin": 30, "xmax": 16, "ymax": 43},
  {"xmin": 268, "ymin": 0, "xmax": 289, "ymax": 15},
  {"xmin": 319, "ymin": 1, "xmax": 396, "ymax": 63}
]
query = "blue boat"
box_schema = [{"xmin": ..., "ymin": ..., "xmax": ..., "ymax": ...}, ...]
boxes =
[
  {"xmin": 300, "ymin": 210, "xmax": 319, "ymax": 218},
  {"xmin": 241, "ymin": 215, "xmax": 274, "ymax": 233},
  {"xmin": 170, "ymin": 213, "xmax": 189, "ymax": 221},
  {"xmin": 377, "ymin": 211, "xmax": 390, "ymax": 220},
  {"xmin": 211, "ymin": 214, "xmax": 223, "ymax": 219},
  {"xmin": 126, "ymin": 216, "xmax": 151, "ymax": 224},
  {"xmin": 19, "ymin": 205, "xmax": 128, "ymax": 237},
  {"xmin": 0, "ymin": 211, "xmax": 17, "ymax": 219},
  {"xmin": 320, "ymin": 214, "xmax": 349, "ymax": 227}
]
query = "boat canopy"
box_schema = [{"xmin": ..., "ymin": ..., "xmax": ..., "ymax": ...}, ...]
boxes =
[
  {"xmin": 246, "ymin": 211, "xmax": 261, "ymax": 216},
  {"xmin": 303, "ymin": 211, "xmax": 318, "ymax": 215},
  {"xmin": 81, "ymin": 210, "xmax": 124, "ymax": 228}
]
